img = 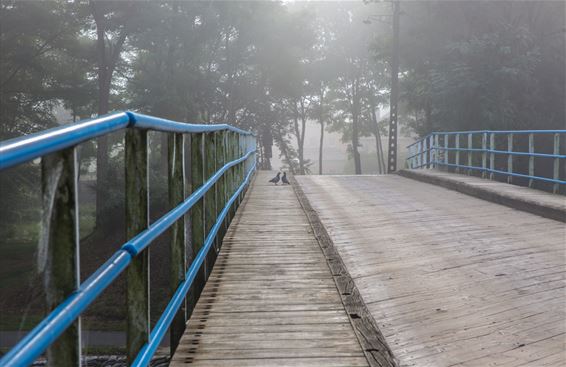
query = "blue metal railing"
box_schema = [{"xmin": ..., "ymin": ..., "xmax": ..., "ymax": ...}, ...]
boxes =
[
  {"xmin": 0, "ymin": 111, "xmax": 256, "ymax": 366},
  {"xmin": 406, "ymin": 130, "xmax": 565, "ymax": 192}
]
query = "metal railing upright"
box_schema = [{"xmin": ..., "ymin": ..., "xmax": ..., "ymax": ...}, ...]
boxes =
[
  {"xmin": 406, "ymin": 130, "xmax": 565, "ymax": 193},
  {"xmin": 0, "ymin": 111, "xmax": 257, "ymax": 367}
]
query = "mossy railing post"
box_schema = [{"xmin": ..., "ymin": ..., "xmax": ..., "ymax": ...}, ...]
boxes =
[
  {"xmin": 125, "ymin": 129, "xmax": 150, "ymax": 364},
  {"xmin": 204, "ymin": 132, "xmax": 217, "ymax": 268},
  {"xmin": 40, "ymin": 148, "xmax": 80, "ymax": 366},
  {"xmin": 168, "ymin": 133, "xmax": 186, "ymax": 355},
  {"xmin": 190, "ymin": 133, "xmax": 206, "ymax": 292},
  {"xmin": 237, "ymin": 134, "xmax": 244, "ymax": 203},
  {"xmin": 215, "ymin": 131, "xmax": 227, "ymax": 242},
  {"xmin": 228, "ymin": 132, "xmax": 237, "ymax": 219}
]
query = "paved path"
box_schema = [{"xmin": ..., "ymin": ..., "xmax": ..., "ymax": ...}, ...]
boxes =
[
  {"xmin": 297, "ymin": 174, "xmax": 565, "ymax": 367},
  {"xmin": 171, "ymin": 171, "xmax": 369, "ymax": 367}
]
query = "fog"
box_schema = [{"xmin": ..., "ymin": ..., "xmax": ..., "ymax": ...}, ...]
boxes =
[{"xmin": 1, "ymin": 0, "xmax": 565, "ymax": 357}]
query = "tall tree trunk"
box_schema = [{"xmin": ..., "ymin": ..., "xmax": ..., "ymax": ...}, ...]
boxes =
[
  {"xmin": 292, "ymin": 100, "xmax": 305, "ymax": 175},
  {"xmin": 92, "ymin": 2, "xmax": 110, "ymax": 229},
  {"xmin": 352, "ymin": 80, "xmax": 362, "ymax": 175},
  {"xmin": 299, "ymin": 98, "xmax": 307, "ymax": 175},
  {"xmin": 91, "ymin": 1, "xmax": 129, "ymax": 228},
  {"xmin": 370, "ymin": 97, "xmax": 386, "ymax": 174},
  {"xmin": 318, "ymin": 87, "xmax": 324, "ymax": 175}
]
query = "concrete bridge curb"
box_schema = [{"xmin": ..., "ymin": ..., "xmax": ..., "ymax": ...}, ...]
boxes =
[{"xmin": 398, "ymin": 169, "xmax": 565, "ymax": 223}]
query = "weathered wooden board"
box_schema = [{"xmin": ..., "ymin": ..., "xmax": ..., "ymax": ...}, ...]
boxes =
[
  {"xmin": 298, "ymin": 174, "xmax": 566, "ymax": 367},
  {"xmin": 170, "ymin": 171, "xmax": 370, "ymax": 366}
]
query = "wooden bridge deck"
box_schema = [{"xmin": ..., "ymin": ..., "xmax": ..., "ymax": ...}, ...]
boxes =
[
  {"xmin": 171, "ymin": 171, "xmax": 369, "ymax": 366},
  {"xmin": 298, "ymin": 174, "xmax": 565, "ymax": 367}
]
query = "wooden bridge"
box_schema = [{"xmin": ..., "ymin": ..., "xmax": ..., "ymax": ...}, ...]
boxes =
[
  {"xmin": 169, "ymin": 171, "xmax": 565, "ymax": 367},
  {"xmin": 0, "ymin": 115, "xmax": 564, "ymax": 367}
]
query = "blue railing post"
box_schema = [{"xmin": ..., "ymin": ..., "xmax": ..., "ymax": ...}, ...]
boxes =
[
  {"xmin": 489, "ymin": 133, "xmax": 495, "ymax": 180},
  {"xmin": 444, "ymin": 134, "xmax": 449, "ymax": 168},
  {"xmin": 168, "ymin": 132, "xmax": 186, "ymax": 355},
  {"xmin": 467, "ymin": 133, "xmax": 473, "ymax": 175},
  {"xmin": 40, "ymin": 148, "xmax": 81, "ymax": 366},
  {"xmin": 528, "ymin": 133, "xmax": 534, "ymax": 188},
  {"xmin": 429, "ymin": 134, "xmax": 433, "ymax": 167},
  {"xmin": 553, "ymin": 133, "xmax": 560, "ymax": 193},
  {"xmin": 481, "ymin": 132, "xmax": 487, "ymax": 178},
  {"xmin": 125, "ymin": 128, "xmax": 150, "ymax": 364},
  {"xmin": 507, "ymin": 133, "xmax": 513, "ymax": 184},
  {"xmin": 455, "ymin": 133, "xmax": 460, "ymax": 173}
]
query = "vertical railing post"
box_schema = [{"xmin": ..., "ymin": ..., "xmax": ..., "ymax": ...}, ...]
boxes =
[
  {"xmin": 553, "ymin": 133, "xmax": 560, "ymax": 193},
  {"xmin": 426, "ymin": 134, "xmax": 434, "ymax": 168},
  {"xmin": 409, "ymin": 145, "xmax": 414, "ymax": 168},
  {"xmin": 489, "ymin": 133, "xmax": 495, "ymax": 180},
  {"xmin": 204, "ymin": 133, "xmax": 216, "ymax": 259},
  {"xmin": 125, "ymin": 129, "xmax": 149, "ymax": 364},
  {"xmin": 40, "ymin": 148, "xmax": 80, "ymax": 366},
  {"xmin": 190, "ymin": 133, "xmax": 206, "ymax": 294},
  {"xmin": 444, "ymin": 134, "xmax": 449, "ymax": 169},
  {"xmin": 237, "ymin": 133, "xmax": 244, "ymax": 202},
  {"xmin": 455, "ymin": 133, "xmax": 460, "ymax": 173},
  {"xmin": 528, "ymin": 133, "xmax": 534, "ymax": 188},
  {"xmin": 434, "ymin": 134, "xmax": 440, "ymax": 168},
  {"xmin": 216, "ymin": 131, "xmax": 227, "ymax": 242},
  {"xmin": 168, "ymin": 133, "xmax": 186, "ymax": 355},
  {"xmin": 481, "ymin": 132, "xmax": 487, "ymax": 178},
  {"xmin": 416, "ymin": 141, "xmax": 421, "ymax": 168},
  {"xmin": 507, "ymin": 133, "xmax": 513, "ymax": 184},
  {"xmin": 229, "ymin": 132, "xmax": 237, "ymax": 219},
  {"xmin": 222, "ymin": 131, "xmax": 231, "ymax": 232},
  {"xmin": 467, "ymin": 133, "xmax": 472, "ymax": 175}
]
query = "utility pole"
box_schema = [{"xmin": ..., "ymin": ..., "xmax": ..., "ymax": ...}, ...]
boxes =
[{"xmin": 387, "ymin": 0, "xmax": 400, "ymax": 173}]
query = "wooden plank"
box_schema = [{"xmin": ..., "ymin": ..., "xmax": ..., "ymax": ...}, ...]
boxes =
[
  {"xmin": 171, "ymin": 171, "xmax": 371, "ymax": 366},
  {"xmin": 298, "ymin": 174, "xmax": 566, "ymax": 367}
]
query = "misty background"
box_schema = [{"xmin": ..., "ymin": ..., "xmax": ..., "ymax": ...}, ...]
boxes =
[{"xmin": 1, "ymin": 0, "xmax": 564, "ymax": 357}]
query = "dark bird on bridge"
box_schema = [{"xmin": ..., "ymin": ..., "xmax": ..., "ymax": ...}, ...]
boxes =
[
  {"xmin": 281, "ymin": 172, "xmax": 290, "ymax": 185},
  {"xmin": 269, "ymin": 172, "xmax": 281, "ymax": 185}
]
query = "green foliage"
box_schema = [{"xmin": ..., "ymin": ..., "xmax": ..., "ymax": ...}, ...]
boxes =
[{"xmin": 396, "ymin": 1, "xmax": 565, "ymax": 136}]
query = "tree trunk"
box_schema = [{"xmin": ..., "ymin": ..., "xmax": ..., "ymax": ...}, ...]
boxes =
[
  {"xmin": 318, "ymin": 88, "xmax": 324, "ymax": 175},
  {"xmin": 292, "ymin": 100, "xmax": 305, "ymax": 175},
  {"xmin": 91, "ymin": 1, "xmax": 129, "ymax": 228},
  {"xmin": 370, "ymin": 97, "xmax": 386, "ymax": 174},
  {"xmin": 352, "ymin": 80, "xmax": 362, "ymax": 175},
  {"xmin": 92, "ymin": 2, "xmax": 110, "ymax": 229}
]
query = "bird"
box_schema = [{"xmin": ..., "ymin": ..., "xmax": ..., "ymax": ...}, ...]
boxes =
[
  {"xmin": 281, "ymin": 172, "xmax": 290, "ymax": 185},
  {"xmin": 269, "ymin": 172, "xmax": 281, "ymax": 185}
]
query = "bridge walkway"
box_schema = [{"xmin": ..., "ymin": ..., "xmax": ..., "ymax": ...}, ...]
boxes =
[
  {"xmin": 171, "ymin": 171, "xmax": 370, "ymax": 367},
  {"xmin": 298, "ymin": 174, "xmax": 565, "ymax": 367}
]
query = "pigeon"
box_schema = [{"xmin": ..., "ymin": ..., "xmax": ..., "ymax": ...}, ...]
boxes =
[
  {"xmin": 281, "ymin": 172, "xmax": 290, "ymax": 185},
  {"xmin": 269, "ymin": 172, "xmax": 281, "ymax": 185}
]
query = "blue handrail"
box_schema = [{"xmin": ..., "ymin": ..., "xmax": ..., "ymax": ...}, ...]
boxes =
[
  {"xmin": 405, "ymin": 130, "xmax": 565, "ymax": 189},
  {"xmin": 0, "ymin": 112, "xmax": 256, "ymax": 366},
  {"xmin": 0, "ymin": 111, "xmax": 253, "ymax": 170}
]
